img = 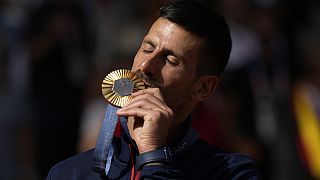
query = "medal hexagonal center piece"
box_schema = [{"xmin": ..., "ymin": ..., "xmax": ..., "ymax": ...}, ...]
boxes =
[{"xmin": 112, "ymin": 78, "xmax": 134, "ymax": 97}]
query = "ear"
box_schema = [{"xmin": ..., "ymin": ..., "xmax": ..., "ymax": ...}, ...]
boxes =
[{"xmin": 192, "ymin": 75, "xmax": 219, "ymax": 102}]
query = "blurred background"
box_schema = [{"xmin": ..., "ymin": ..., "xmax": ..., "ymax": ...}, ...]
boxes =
[{"xmin": 0, "ymin": 0, "xmax": 319, "ymax": 179}]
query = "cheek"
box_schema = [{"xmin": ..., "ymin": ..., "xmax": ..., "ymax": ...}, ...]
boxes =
[
  {"xmin": 163, "ymin": 79, "xmax": 193, "ymax": 109},
  {"xmin": 163, "ymin": 68, "xmax": 194, "ymax": 85},
  {"xmin": 163, "ymin": 70, "xmax": 194, "ymax": 95}
]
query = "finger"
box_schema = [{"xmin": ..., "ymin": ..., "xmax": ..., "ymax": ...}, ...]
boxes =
[
  {"xmin": 116, "ymin": 108, "xmax": 157, "ymax": 121},
  {"xmin": 122, "ymin": 98, "xmax": 165, "ymax": 112},
  {"xmin": 117, "ymin": 105, "xmax": 173, "ymax": 123},
  {"xmin": 132, "ymin": 88, "xmax": 164, "ymax": 101},
  {"xmin": 125, "ymin": 93, "xmax": 168, "ymax": 110}
]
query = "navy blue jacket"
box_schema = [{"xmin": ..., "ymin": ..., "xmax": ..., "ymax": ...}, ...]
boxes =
[{"xmin": 46, "ymin": 133, "xmax": 261, "ymax": 179}]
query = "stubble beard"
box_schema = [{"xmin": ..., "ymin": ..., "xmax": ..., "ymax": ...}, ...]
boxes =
[
  {"xmin": 134, "ymin": 70, "xmax": 179, "ymax": 109},
  {"xmin": 134, "ymin": 70, "xmax": 190, "ymax": 111}
]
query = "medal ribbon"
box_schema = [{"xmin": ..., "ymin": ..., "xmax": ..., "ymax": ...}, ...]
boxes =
[
  {"xmin": 92, "ymin": 104, "xmax": 126, "ymax": 175},
  {"xmin": 93, "ymin": 69, "xmax": 145, "ymax": 176}
]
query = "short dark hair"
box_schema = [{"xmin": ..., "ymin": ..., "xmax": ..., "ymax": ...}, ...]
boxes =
[{"xmin": 160, "ymin": 0, "xmax": 232, "ymax": 76}]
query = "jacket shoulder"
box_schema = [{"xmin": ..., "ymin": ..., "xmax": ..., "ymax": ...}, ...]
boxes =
[
  {"xmin": 177, "ymin": 139, "xmax": 261, "ymax": 179},
  {"xmin": 46, "ymin": 149, "xmax": 102, "ymax": 180}
]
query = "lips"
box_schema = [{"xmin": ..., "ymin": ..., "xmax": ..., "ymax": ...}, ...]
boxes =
[
  {"xmin": 134, "ymin": 70, "xmax": 161, "ymax": 88},
  {"xmin": 142, "ymin": 79, "xmax": 157, "ymax": 88}
]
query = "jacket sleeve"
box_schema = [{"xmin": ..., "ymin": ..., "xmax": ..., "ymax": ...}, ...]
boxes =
[
  {"xmin": 138, "ymin": 164, "xmax": 184, "ymax": 180},
  {"xmin": 225, "ymin": 161, "xmax": 261, "ymax": 180},
  {"xmin": 138, "ymin": 152, "xmax": 261, "ymax": 180},
  {"xmin": 209, "ymin": 153, "xmax": 262, "ymax": 180}
]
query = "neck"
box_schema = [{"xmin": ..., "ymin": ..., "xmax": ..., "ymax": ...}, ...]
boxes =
[
  {"xmin": 166, "ymin": 114, "xmax": 192, "ymax": 146},
  {"xmin": 166, "ymin": 101, "xmax": 195, "ymax": 146}
]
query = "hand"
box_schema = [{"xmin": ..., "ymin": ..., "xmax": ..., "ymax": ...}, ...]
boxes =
[{"xmin": 116, "ymin": 88, "xmax": 174, "ymax": 153}]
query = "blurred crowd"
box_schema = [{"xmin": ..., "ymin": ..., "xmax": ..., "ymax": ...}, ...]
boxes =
[{"xmin": 0, "ymin": 0, "xmax": 319, "ymax": 179}]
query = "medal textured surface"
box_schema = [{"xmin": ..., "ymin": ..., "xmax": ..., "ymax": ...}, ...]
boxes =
[{"xmin": 102, "ymin": 69, "xmax": 145, "ymax": 107}]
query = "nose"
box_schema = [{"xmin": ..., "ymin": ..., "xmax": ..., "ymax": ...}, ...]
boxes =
[{"xmin": 139, "ymin": 53, "xmax": 162, "ymax": 77}]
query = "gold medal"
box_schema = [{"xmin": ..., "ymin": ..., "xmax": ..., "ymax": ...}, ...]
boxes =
[{"xmin": 102, "ymin": 69, "xmax": 145, "ymax": 107}]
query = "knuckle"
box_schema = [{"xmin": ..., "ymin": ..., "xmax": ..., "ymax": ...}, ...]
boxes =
[
  {"xmin": 149, "ymin": 87, "xmax": 161, "ymax": 94},
  {"xmin": 154, "ymin": 88, "xmax": 161, "ymax": 93}
]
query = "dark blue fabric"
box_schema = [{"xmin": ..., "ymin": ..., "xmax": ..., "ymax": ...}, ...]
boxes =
[
  {"xmin": 46, "ymin": 136, "xmax": 261, "ymax": 180},
  {"xmin": 47, "ymin": 114, "xmax": 261, "ymax": 180}
]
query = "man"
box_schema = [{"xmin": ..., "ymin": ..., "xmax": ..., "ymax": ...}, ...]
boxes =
[{"xmin": 46, "ymin": 0, "xmax": 261, "ymax": 179}]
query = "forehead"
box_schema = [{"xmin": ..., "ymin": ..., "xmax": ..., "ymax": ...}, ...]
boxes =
[{"xmin": 145, "ymin": 18, "xmax": 204, "ymax": 64}]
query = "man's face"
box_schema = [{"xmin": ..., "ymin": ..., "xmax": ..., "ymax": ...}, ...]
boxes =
[{"xmin": 131, "ymin": 18, "xmax": 204, "ymax": 111}]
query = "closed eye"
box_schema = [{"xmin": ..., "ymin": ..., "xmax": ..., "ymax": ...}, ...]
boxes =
[
  {"xmin": 142, "ymin": 49, "xmax": 153, "ymax": 54},
  {"xmin": 166, "ymin": 55, "xmax": 179, "ymax": 66},
  {"xmin": 142, "ymin": 40, "xmax": 155, "ymax": 54}
]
